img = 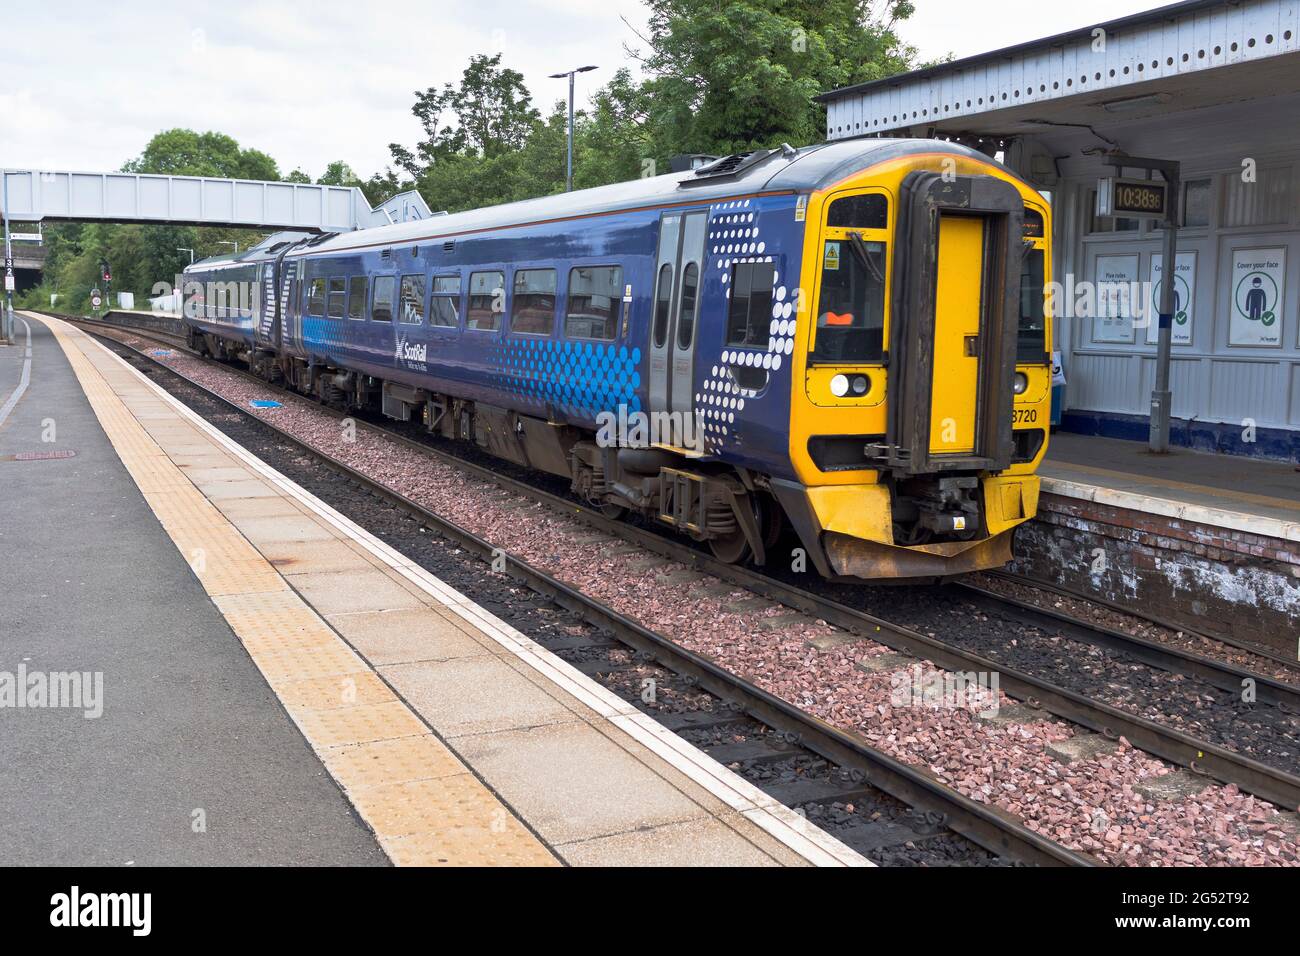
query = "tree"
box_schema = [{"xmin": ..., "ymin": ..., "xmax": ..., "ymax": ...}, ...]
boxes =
[
  {"xmin": 122, "ymin": 128, "xmax": 281, "ymax": 180},
  {"xmin": 632, "ymin": 0, "xmax": 916, "ymax": 156},
  {"xmin": 317, "ymin": 161, "xmax": 363, "ymax": 187},
  {"xmin": 394, "ymin": 53, "xmax": 542, "ymax": 176}
]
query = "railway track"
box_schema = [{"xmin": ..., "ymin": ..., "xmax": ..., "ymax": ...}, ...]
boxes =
[
  {"xmin": 69, "ymin": 315, "xmax": 1096, "ymax": 867},
  {"xmin": 69, "ymin": 314, "xmax": 1300, "ymax": 839}
]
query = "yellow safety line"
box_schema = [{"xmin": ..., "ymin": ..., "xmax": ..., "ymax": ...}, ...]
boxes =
[{"xmin": 37, "ymin": 314, "xmax": 558, "ymax": 867}]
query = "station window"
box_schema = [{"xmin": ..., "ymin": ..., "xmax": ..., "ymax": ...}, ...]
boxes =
[
  {"xmin": 372, "ymin": 275, "xmax": 396, "ymax": 323},
  {"xmin": 812, "ymin": 236, "xmax": 886, "ymax": 363},
  {"xmin": 726, "ymin": 261, "xmax": 776, "ymax": 347},
  {"xmin": 307, "ymin": 278, "xmax": 326, "ymax": 317},
  {"xmin": 652, "ymin": 263, "xmax": 673, "ymax": 348},
  {"xmin": 430, "ymin": 275, "xmax": 461, "ymax": 328},
  {"xmin": 467, "ymin": 271, "xmax": 504, "ymax": 331},
  {"xmin": 826, "ymin": 193, "xmax": 887, "ymax": 229},
  {"xmin": 347, "ymin": 277, "xmax": 368, "ymax": 320},
  {"xmin": 399, "ymin": 274, "xmax": 425, "ymax": 324},
  {"xmin": 511, "ymin": 268, "xmax": 557, "ymax": 335},
  {"xmin": 1182, "ymin": 179, "xmax": 1212, "ymax": 228},
  {"xmin": 565, "ymin": 266, "xmax": 622, "ymax": 340},
  {"xmin": 327, "ymin": 278, "xmax": 346, "ymax": 319}
]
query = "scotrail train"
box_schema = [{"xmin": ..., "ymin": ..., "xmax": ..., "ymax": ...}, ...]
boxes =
[{"xmin": 180, "ymin": 138, "xmax": 1053, "ymax": 580}]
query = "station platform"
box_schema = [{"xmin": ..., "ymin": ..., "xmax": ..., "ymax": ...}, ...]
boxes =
[
  {"xmin": 0, "ymin": 313, "xmax": 862, "ymax": 867},
  {"xmin": 1010, "ymin": 430, "xmax": 1298, "ymax": 654}
]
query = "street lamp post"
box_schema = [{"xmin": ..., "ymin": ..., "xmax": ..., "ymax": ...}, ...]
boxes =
[
  {"xmin": 548, "ymin": 65, "xmax": 597, "ymax": 192},
  {"xmin": 176, "ymin": 248, "xmax": 195, "ymax": 264},
  {"xmin": 217, "ymin": 241, "xmax": 240, "ymax": 255}
]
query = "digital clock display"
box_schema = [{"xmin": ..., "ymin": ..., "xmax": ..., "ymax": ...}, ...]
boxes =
[{"xmin": 1096, "ymin": 177, "xmax": 1170, "ymax": 221}]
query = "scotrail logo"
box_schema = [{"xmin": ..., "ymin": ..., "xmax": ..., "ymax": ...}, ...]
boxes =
[{"xmin": 395, "ymin": 337, "xmax": 427, "ymax": 366}]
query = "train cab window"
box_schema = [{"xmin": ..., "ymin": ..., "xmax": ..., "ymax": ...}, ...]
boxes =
[
  {"xmin": 652, "ymin": 264, "xmax": 673, "ymax": 348},
  {"xmin": 726, "ymin": 261, "xmax": 776, "ymax": 347},
  {"xmin": 511, "ymin": 269, "xmax": 557, "ymax": 335},
  {"xmin": 430, "ymin": 275, "xmax": 461, "ymax": 328},
  {"xmin": 399, "ymin": 274, "xmax": 426, "ymax": 324},
  {"xmin": 565, "ymin": 266, "xmax": 622, "ymax": 340},
  {"xmin": 372, "ymin": 276, "xmax": 396, "ymax": 323},
  {"xmin": 811, "ymin": 236, "xmax": 886, "ymax": 363},
  {"xmin": 347, "ymin": 277, "xmax": 368, "ymax": 320},
  {"xmin": 1018, "ymin": 245, "xmax": 1047, "ymax": 362},
  {"xmin": 676, "ymin": 263, "xmax": 700, "ymax": 349},
  {"xmin": 307, "ymin": 278, "xmax": 327, "ymax": 317},
  {"xmin": 467, "ymin": 271, "xmax": 505, "ymax": 331},
  {"xmin": 327, "ymin": 278, "xmax": 346, "ymax": 319},
  {"xmin": 826, "ymin": 193, "xmax": 887, "ymax": 229}
]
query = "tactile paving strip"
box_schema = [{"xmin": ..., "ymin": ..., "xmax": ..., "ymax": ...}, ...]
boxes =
[{"xmin": 39, "ymin": 316, "xmax": 558, "ymax": 867}]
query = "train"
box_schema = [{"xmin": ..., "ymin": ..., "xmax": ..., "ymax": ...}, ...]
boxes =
[{"xmin": 179, "ymin": 137, "xmax": 1052, "ymax": 581}]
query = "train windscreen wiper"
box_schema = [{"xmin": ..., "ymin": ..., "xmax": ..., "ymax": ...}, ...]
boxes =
[{"xmin": 848, "ymin": 231, "xmax": 885, "ymax": 285}]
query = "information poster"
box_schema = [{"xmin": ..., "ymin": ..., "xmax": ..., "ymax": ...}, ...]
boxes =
[
  {"xmin": 1146, "ymin": 252, "xmax": 1195, "ymax": 345},
  {"xmin": 1093, "ymin": 254, "xmax": 1139, "ymax": 343},
  {"xmin": 1230, "ymin": 248, "xmax": 1285, "ymax": 347}
]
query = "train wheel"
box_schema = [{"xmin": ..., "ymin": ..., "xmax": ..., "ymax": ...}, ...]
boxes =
[
  {"xmin": 599, "ymin": 501, "xmax": 628, "ymax": 520},
  {"xmin": 708, "ymin": 526, "xmax": 752, "ymax": 564}
]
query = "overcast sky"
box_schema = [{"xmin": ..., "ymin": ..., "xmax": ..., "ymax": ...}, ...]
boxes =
[{"xmin": 1, "ymin": 0, "xmax": 1170, "ymax": 179}]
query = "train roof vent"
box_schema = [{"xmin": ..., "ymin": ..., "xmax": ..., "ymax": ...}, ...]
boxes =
[
  {"xmin": 680, "ymin": 148, "xmax": 778, "ymax": 186},
  {"xmin": 380, "ymin": 248, "xmax": 392, "ymax": 260},
  {"xmin": 442, "ymin": 240, "xmax": 455, "ymax": 253}
]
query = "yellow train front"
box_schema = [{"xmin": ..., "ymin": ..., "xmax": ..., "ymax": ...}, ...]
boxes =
[{"xmin": 768, "ymin": 141, "xmax": 1052, "ymax": 580}]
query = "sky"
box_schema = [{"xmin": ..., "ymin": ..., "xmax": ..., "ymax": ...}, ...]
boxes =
[{"xmin": 0, "ymin": 0, "xmax": 1174, "ymax": 180}]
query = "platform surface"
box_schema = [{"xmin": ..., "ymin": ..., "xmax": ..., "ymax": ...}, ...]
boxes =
[
  {"xmin": 1043, "ymin": 432, "xmax": 1299, "ymax": 539},
  {"xmin": 1, "ymin": 314, "xmax": 861, "ymax": 867}
]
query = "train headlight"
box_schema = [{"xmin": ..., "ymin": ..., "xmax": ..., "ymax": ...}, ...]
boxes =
[
  {"xmin": 1013, "ymin": 372, "xmax": 1029, "ymax": 395},
  {"xmin": 830, "ymin": 374, "xmax": 850, "ymax": 397},
  {"xmin": 850, "ymin": 374, "xmax": 870, "ymax": 396}
]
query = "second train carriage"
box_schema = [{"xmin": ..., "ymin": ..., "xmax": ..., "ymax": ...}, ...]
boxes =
[{"xmin": 182, "ymin": 137, "xmax": 1053, "ymax": 580}]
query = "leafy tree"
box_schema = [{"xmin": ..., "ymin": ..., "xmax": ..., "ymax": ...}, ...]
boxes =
[
  {"xmin": 633, "ymin": 0, "xmax": 916, "ymax": 156},
  {"xmin": 393, "ymin": 53, "xmax": 542, "ymax": 176},
  {"xmin": 122, "ymin": 128, "xmax": 281, "ymax": 180}
]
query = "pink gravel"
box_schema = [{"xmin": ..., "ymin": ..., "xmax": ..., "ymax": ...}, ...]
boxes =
[{"xmin": 110, "ymin": 331, "xmax": 1300, "ymax": 867}]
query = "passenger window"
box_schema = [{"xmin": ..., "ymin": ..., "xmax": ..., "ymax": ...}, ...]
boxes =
[
  {"xmin": 372, "ymin": 276, "xmax": 396, "ymax": 323},
  {"xmin": 347, "ymin": 277, "xmax": 368, "ymax": 320},
  {"xmin": 307, "ymin": 278, "xmax": 326, "ymax": 317},
  {"xmin": 511, "ymin": 268, "xmax": 557, "ymax": 335},
  {"xmin": 399, "ymin": 274, "xmax": 425, "ymax": 324},
  {"xmin": 467, "ymin": 271, "xmax": 505, "ymax": 331},
  {"xmin": 565, "ymin": 266, "xmax": 622, "ymax": 340},
  {"xmin": 327, "ymin": 278, "xmax": 346, "ymax": 319},
  {"xmin": 430, "ymin": 275, "xmax": 460, "ymax": 328},
  {"xmin": 726, "ymin": 261, "xmax": 776, "ymax": 347},
  {"xmin": 676, "ymin": 262, "xmax": 699, "ymax": 349},
  {"xmin": 652, "ymin": 263, "xmax": 672, "ymax": 348}
]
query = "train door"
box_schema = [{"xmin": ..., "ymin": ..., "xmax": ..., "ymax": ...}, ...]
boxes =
[
  {"xmin": 648, "ymin": 210, "xmax": 707, "ymax": 447},
  {"xmin": 928, "ymin": 215, "xmax": 984, "ymax": 455}
]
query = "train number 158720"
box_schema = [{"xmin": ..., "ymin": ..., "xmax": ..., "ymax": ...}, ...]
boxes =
[{"xmin": 1013, "ymin": 408, "xmax": 1039, "ymax": 424}]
